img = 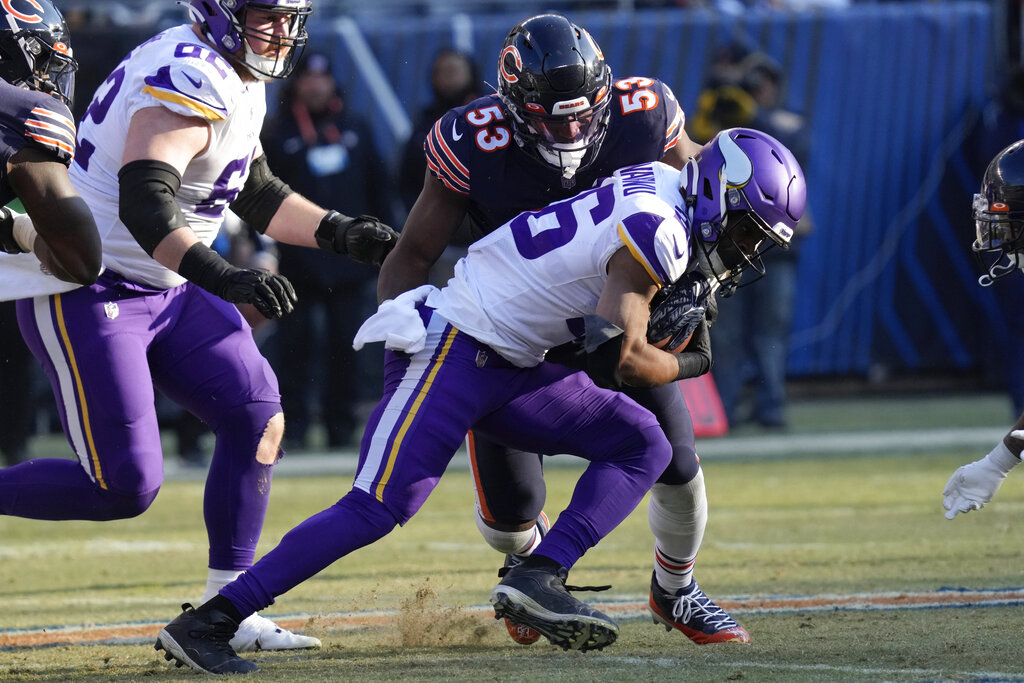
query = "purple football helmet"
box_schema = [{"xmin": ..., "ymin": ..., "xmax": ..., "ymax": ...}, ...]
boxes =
[
  {"xmin": 680, "ymin": 127, "xmax": 806, "ymax": 295},
  {"xmin": 0, "ymin": 0, "xmax": 78, "ymax": 107},
  {"xmin": 188, "ymin": 0, "xmax": 311, "ymax": 80}
]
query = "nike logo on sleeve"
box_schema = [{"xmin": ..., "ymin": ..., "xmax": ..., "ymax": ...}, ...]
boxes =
[{"xmin": 451, "ymin": 118, "xmax": 463, "ymax": 141}]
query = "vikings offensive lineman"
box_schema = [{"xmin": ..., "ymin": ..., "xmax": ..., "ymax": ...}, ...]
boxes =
[
  {"xmin": 943, "ymin": 139, "xmax": 1024, "ymax": 518},
  {"xmin": 0, "ymin": 0, "xmax": 100, "ymax": 296},
  {"xmin": 377, "ymin": 14, "xmax": 746, "ymax": 645},
  {"xmin": 2, "ymin": 0, "xmax": 394, "ymax": 652},
  {"xmin": 155, "ymin": 128, "xmax": 804, "ymax": 674}
]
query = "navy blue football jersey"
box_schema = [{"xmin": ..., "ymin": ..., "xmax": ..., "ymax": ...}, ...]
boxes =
[
  {"xmin": 423, "ymin": 76, "xmax": 684, "ymax": 237},
  {"xmin": 0, "ymin": 78, "xmax": 76, "ymax": 206}
]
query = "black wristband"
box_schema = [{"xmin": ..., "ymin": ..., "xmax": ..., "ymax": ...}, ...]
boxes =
[
  {"xmin": 177, "ymin": 242, "xmax": 236, "ymax": 295},
  {"xmin": 315, "ymin": 210, "xmax": 346, "ymax": 253},
  {"xmin": 674, "ymin": 350, "xmax": 712, "ymax": 381},
  {"xmin": 672, "ymin": 320, "xmax": 712, "ymax": 380}
]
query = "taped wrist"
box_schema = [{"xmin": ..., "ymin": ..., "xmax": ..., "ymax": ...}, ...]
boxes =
[
  {"xmin": 229, "ymin": 154, "xmax": 293, "ymax": 233},
  {"xmin": 12, "ymin": 211, "xmax": 37, "ymax": 252},
  {"xmin": 177, "ymin": 242, "xmax": 237, "ymax": 296},
  {"xmin": 118, "ymin": 159, "xmax": 188, "ymax": 256}
]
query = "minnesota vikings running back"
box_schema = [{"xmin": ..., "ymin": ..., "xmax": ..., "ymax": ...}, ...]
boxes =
[
  {"xmin": 380, "ymin": 13, "xmax": 754, "ymax": 646},
  {"xmin": 155, "ymin": 128, "xmax": 804, "ymax": 674}
]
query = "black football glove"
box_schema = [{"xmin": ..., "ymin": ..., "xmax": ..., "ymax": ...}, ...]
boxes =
[
  {"xmin": 0, "ymin": 206, "xmax": 28, "ymax": 254},
  {"xmin": 315, "ymin": 210, "xmax": 399, "ymax": 267},
  {"xmin": 215, "ymin": 268, "xmax": 298, "ymax": 319},
  {"xmin": 177, "ymin": 243, "xmax": 297, "ymax": 319},
  {"xmin": 647, "ymin": 270, "xmax": 715, "ymax": 351}
]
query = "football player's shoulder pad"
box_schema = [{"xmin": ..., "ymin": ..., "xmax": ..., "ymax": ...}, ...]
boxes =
[
  {"xmin": 139, "ymin": 44, "xmax": 243, "ymax": 122},
  {"xmin": 13, "ymin": 85, "xmax": 76, "ymax": 165}
]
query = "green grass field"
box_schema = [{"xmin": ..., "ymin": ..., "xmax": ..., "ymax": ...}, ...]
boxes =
[{"xmin": 3, "ymin": 408, "xmax": 1024, "ymax": 683}]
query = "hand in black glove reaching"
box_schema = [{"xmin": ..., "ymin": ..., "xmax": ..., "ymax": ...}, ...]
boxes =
[
  {"xmin": 215, "ymin": 267, "xmax": 297, "ymax": 319},
  {"xmin": 316, "ymin": 211, "xmax": 399, "ymax": 267},
  {"xmin": 177, "ymin": 243, "xmax": 297, "ymax": 319}
]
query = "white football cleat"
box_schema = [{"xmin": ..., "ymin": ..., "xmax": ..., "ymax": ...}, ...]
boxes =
[{"xmin": 230, "ymin": 613, "xmax": 322, "ymax": 652}]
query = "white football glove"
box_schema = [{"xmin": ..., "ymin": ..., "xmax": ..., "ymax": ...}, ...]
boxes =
[{"xmin": 942, "ymin": 443, "xmax": 1020, "ymax": 519}]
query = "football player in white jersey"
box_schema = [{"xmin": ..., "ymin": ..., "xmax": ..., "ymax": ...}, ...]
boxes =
[
  {"xmin": 154, "ymin": 128, "xmax": 804, "ymax": 674},
  {"xmin": 2, "ymin": 0, "xmax": 395, "ymax": 653},
  {"xmin": 943, "ymin": 140, "xmax": 1024, "ymax": 518}
]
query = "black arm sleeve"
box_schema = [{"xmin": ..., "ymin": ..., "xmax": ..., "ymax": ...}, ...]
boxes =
[
  {"xmin": 118, "ymin": 159, "xmax": 188, "ymax": 256},
  {"xmin": 229, "ymin": 154, "xmax": 293, "ymax": 233}
]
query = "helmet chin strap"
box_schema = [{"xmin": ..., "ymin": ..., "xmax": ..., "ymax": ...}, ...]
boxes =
[
  {"xmin": 240, "ymin": 39, "xmax": 288, "ymax": 80},
  {"xmin": 538, "ymin": 147, "xmax": 585, "ymax": 189},
  {"xmin": 979, "ymin": 252, "xmax": 1024, "ymax": 287}
]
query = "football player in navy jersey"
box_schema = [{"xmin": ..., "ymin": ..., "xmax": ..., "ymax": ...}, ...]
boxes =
[
  {"xmin": 377, "ymin": 13, "xmax": 748, "ymax": 645},
  {"xmin": 0, "ymin": 0, "xmax": 100, "ymax": 297},
  {"xmin": 943, "ymin": 140, "xmax": 1024, "ymax": 518}
]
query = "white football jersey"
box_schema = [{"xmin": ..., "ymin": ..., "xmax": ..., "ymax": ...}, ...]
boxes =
[
  {"xmin": 427, "ymin": 161, "xmax": 694, "ymax": 367},
  {"xmin": 69, "ymin": 24, "xmax": 266, "ymax": 289}
]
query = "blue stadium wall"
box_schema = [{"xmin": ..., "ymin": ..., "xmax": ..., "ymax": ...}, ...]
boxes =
[{"xmin": 306, "ymin": 2, "xmax": 998, "ymax": 380}]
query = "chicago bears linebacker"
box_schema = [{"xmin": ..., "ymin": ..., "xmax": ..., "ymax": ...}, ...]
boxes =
[
  {"xmin": 377, "ymin": 13, "xmax": 750, "ymax": 645},
  {"xmin": 943, "ymin": 139, "xmax": 1024, "ymax": 518},
  {"xmin": 0, "ymin": 0, "xmax": 395, "ymax": 653},
  {"xmin": 154, "ymin": 127, "xmax": 804, "ymax": 674},
  {"xmin": 0, "ymin": 0, "xmax": 100, "ymax": 298}
]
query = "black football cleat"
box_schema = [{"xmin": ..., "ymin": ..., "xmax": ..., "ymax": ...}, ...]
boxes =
[
  {"xmin": 155, "ymin": 603, "xmax": 258, "ymax": 675},
  {"xmin": 490, "ymin": 563, "xmax": 618, "ymax": 652}
]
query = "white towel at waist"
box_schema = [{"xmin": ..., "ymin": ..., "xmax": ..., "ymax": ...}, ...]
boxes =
[{"xmin": 352, "ymin": 284, "xmax": 437, "ymax": 353}]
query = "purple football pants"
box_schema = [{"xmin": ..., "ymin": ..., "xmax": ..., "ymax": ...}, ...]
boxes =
[
  {"xmin": 221, "ymin": 308, "xmax": 671, "ymax": 616},
  {"xmin": 5, "ymin": 271, "xmax": 282, "ymax": 571}
]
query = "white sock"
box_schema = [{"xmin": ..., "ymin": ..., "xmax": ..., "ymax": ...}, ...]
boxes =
[
  {"xmin": 474, "ymin": 507, "xmax": 541, "ymax": 556},
  {"xmin": 648, "ymin": 470, "xmax": 708, "ymax": 593},
  {"xmin": 201, "ymin": 568, "xmax": 243, "ymax": 604}
]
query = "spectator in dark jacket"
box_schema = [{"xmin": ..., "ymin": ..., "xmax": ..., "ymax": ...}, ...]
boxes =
[{"xmin": 262, "ymin": 52, "xmax": 393, "ymax": 448}]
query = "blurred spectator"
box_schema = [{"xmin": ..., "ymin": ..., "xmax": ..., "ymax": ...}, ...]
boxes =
[
  {"xmin": 398, "ymin": 48, "xmax": 482, "ymax": 213},
  {"xmin": 692, "ymin": 51, "xmax": 815, "ymax": 430},
  {"xmin": 0, "ymin": 301, "xmax": 32, "ymax": 465},
  {"xmin": 262, "ymin": 52, "xmax": 393, "ymax": 449}
]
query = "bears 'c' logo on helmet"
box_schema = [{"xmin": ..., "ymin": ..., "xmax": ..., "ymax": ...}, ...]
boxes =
[
  {"xmin": 2, "ymin": 0, "xmax": 44, "ymax": 23},
  {"xmin": 499, "ymin": 45, "xmax": 521, "ymax": 84}
]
